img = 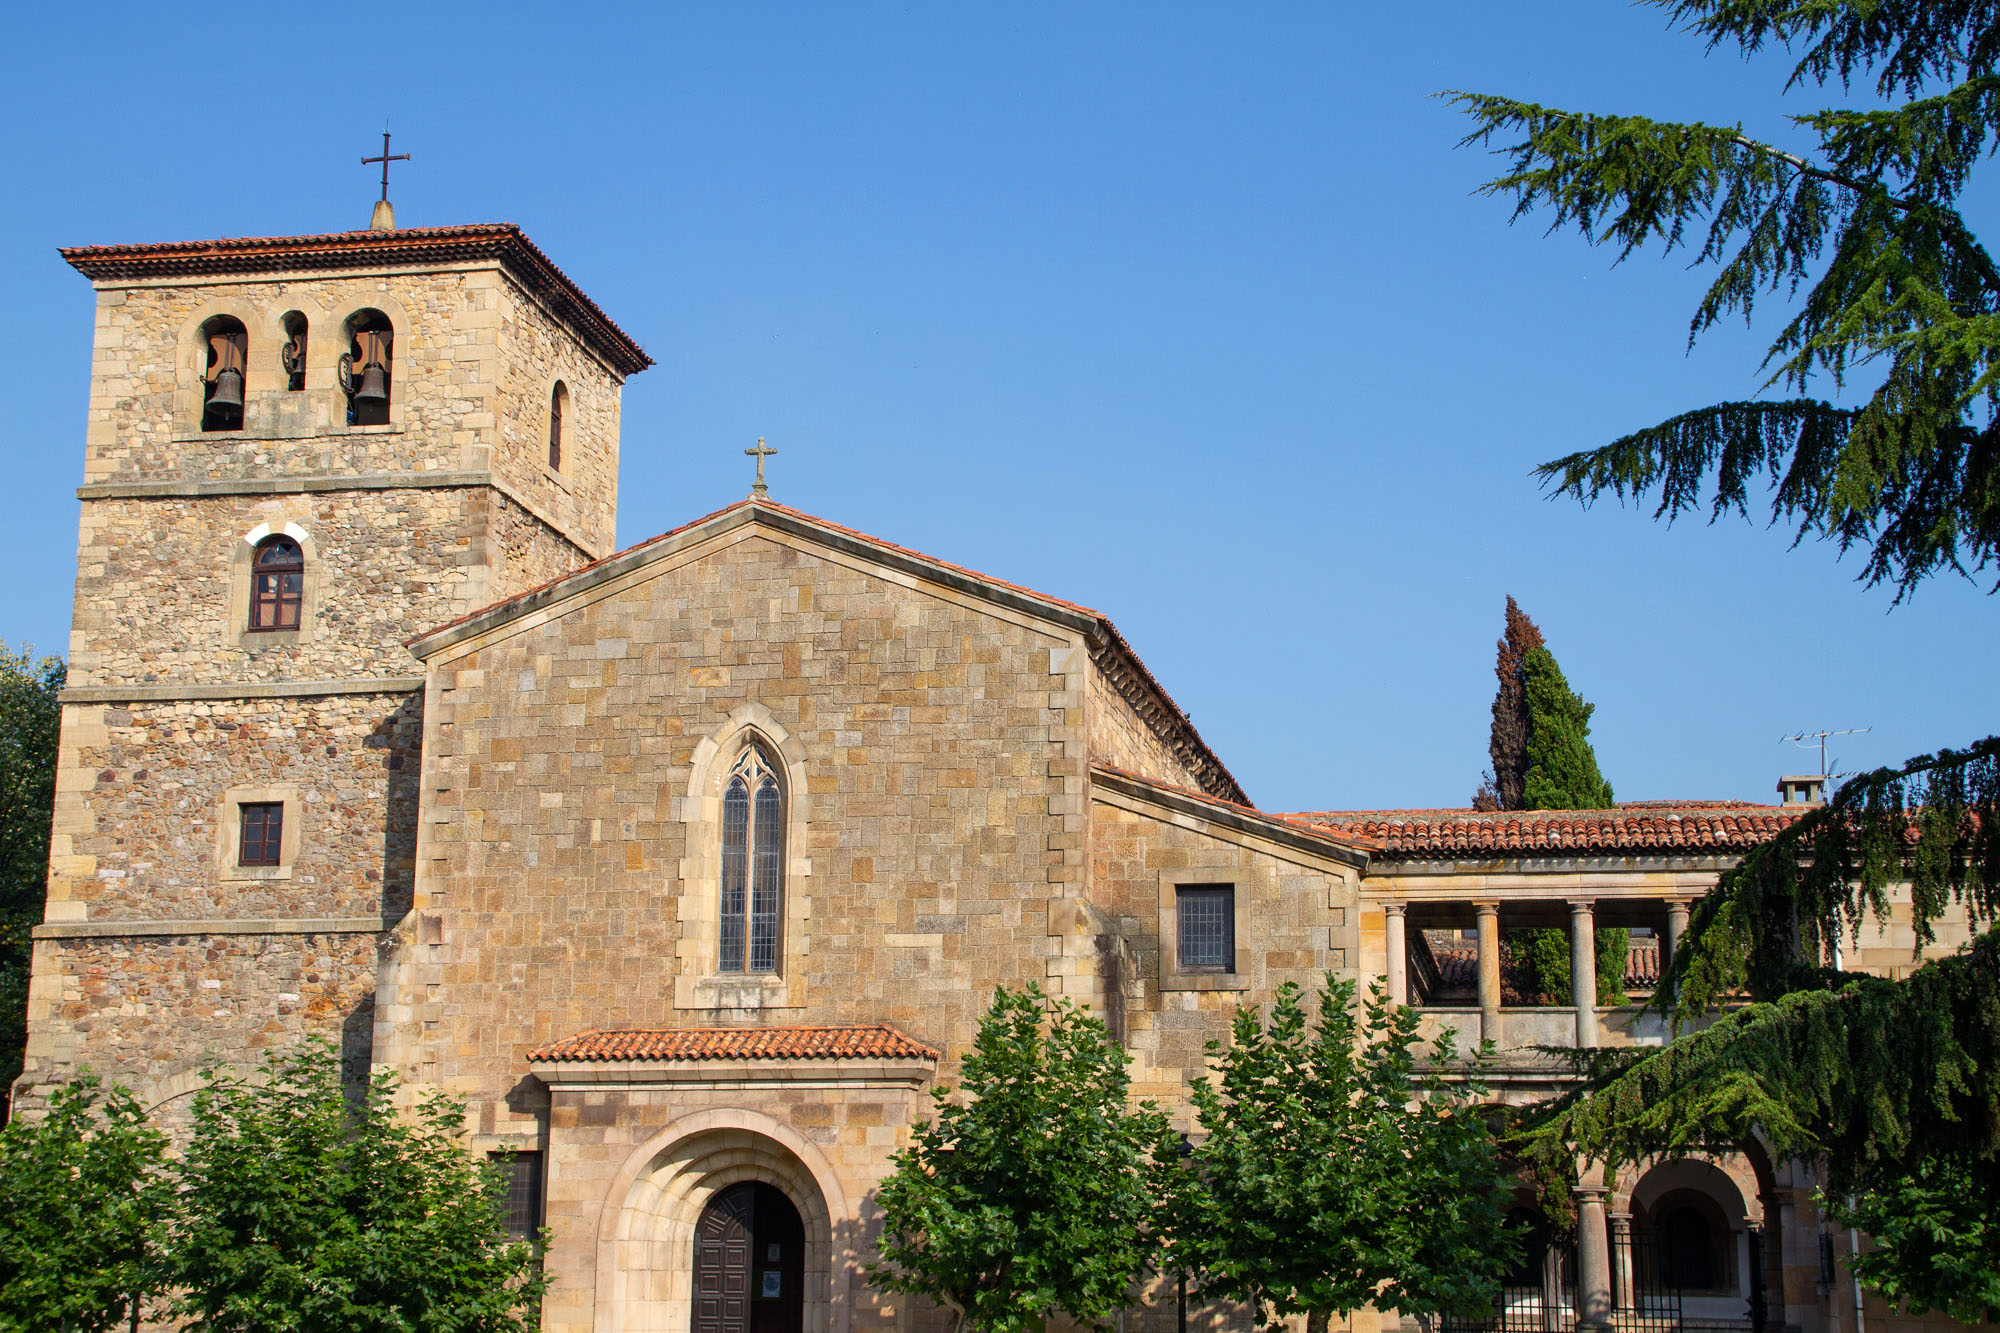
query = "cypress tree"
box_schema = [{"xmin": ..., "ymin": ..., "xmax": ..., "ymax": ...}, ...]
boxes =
[
  {"xmin": 1519, "ymin": 646, "xmax": 1614, "ymax": 810},
  {"xmin": 1475, "ymin": 597, "xmax": 1544, "ymax": 810}
]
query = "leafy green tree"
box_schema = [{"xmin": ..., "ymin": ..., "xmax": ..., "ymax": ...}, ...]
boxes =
[
  {"xmin": 1452, "ymin": 1, "xmax": 2000, "ymax": 599},
  {"xmin": 168, "ymin": 1038, "xmax": 547, "ymax": 1333},
  {"xmin": 0, "ymin": 643, "xmax": 62, "ymax": 1118},
  {"xmin": 1512, "ymin": 926, "xmax": 1631, "ymax": 1006},
  {"xmin": 1519, "ymin": 647, "xmax": 1614, "ymax": 810},
  {"xmin": 0, "ymin": 1074, "xmax": 170, "ymax": 1333},
  {"xmin": 1474, "ymin": 597, "xmax": 1546, "ymax": 810},
  {"xmin": 868, "ymin": 983, "xmax": 1175, "ymax": 1332},
  {"xmin": 1177, "ymin": 976, "xmax": 1515, "ymax": 1333}
]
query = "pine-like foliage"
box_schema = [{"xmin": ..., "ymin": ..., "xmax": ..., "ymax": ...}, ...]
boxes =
[
  {"xmin": 1451, "ymin": 0, "xmax": 2000, "ymax": 598},
  {"xmin": 1176, "ymin": 977, "xmax": 1517, "ymax": 1333},
  {"xmin": 868, "ymin": 983, "xmax": 1175, "ymax": 1333},
  {"xmin": 1519, "ymin": 647, "xmax": 1615, "ymax": 809},
  {"xmin": 0, "ymin": 643, "xmax": 62, "ymax": 1121},
  {"xmin": 1512, "ymin": 738, "xmax": 2000, "ymax": 1319},
  {"xmin": 1477, "ymin": 598, "xmax": 1545, "ymax": 810}
]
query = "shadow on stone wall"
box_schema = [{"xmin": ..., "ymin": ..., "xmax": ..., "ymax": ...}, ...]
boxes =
[{"xmin": 370, "ymin": 693, "xmax": 424, "ymax": 924}]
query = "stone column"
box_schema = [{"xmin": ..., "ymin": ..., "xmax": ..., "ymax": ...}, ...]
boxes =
[
  {"xmin": 1664, "ymin": 898, "xmax": 1691, "ymax": 997},
  {"xmin": 1575, "ymin": 1167, "xmax": 1614, "ymax": 1333},
  {"xmin": 1570, "ymin": 900, "xmax": 1598, "ymax": 1049},
  {"xmin": 1609, "ymin": 1212, "xmax": 1633, "ymax": 1312},
  {"xmin": 1475, "ymin": 901, "xmax": 1502, "ymax": 1048},
  {"xmin": 1384, "ymin": 902, "xmax": 1409, "ymax": 1005}
]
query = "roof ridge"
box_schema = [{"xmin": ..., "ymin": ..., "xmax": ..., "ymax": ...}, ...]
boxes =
[{"xmin": 407, "ymin": 500, "xmax": 1247, "ymax": 805}]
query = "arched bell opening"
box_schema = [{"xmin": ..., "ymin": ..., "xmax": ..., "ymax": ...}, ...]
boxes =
[
  {"xmin": 339, "ymin": 309, "xmax": 393, "ymax": 426},
  {"xmin": 198, "ymin": 315, "xmax": 248, "ymax": 432},
  {"xmin": 279, "ymin": 311, "xmax": 309, "ymax": 392}
]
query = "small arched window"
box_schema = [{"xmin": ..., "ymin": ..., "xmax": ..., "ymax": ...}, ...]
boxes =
[
  {"xmin": 548, "ymin": 381, "xmax": 568, "ymax": 471},
  {"xmin": 719, "ymin": 746, "xmax": 784, "ymax": 973},
  {"xmin": 199, "ymin": 316, "xmax": 248, "ymax": 432},
  {"xmin": 248, "ymin": 536, "xmax": 304, "ymax": 632},
  {"xmin": 339, "ymin": 310, "xmax": 394, "ymax": 426},
  {"xmin": 280, "ymin": 312, "xmax": 308, "ymax": 392}
]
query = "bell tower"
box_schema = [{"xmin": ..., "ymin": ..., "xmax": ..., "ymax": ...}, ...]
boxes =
[{"xmin": 18, "ymin": 218, "xmax": 650, "ymax": 1110}]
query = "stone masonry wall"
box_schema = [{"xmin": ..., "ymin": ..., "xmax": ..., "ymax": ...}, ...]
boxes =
[
  {"xmin": 1086, "ymin": 661, "xmax": 1208, "ymax": 793},
  {"xmin": 492, "ymin": 272, "xmax": 623, "ymax": 556},
  {"xmin": 400, "ymin": 530, "xmax": 1089, "ymax": 1137},
  {"xmin": 43, "ymin": 691, "xmax": 420, "ymax": 926},
  {"xmin": 486, "ymin": 487, "xmax": 596, "ymax": 603},
  {"xmin": 79, "ymin": 270, "xmax": 521, "ymax": 483},
  {"xmin": 67, "ymin": 489, "xmax": 495, "ymax": 687},
  {"xmin": 19, "ymin": 930, "xmax": 381, "ymax": 1121},
  {"xmin": 1087, "ymin": 794, "xmax": 1357, "ymax": 1117}
]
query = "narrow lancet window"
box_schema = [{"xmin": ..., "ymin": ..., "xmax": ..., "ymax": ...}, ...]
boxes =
[
  {"xmin": 718, "ymin": 747, "xmax": 784, "ymax": 973},
  {"xmin": 548, "ymin": 381, "xmax": 568, "ymax": 470}
]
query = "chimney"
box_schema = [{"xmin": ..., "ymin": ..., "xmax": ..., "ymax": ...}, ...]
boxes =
[{"xmin": 1776, "ymin": 774, "xmax": 1826, "ymax": 806}]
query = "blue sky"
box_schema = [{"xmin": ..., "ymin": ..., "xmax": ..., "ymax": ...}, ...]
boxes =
[{"xmin": 2, "ymin": 3, "xmax": 1993, "ymax": 811}]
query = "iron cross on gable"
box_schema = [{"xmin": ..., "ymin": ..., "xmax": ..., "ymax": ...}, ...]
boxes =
[
  {"xmin": 362, "ymin": 129, "xmax": 410, "ymax": 202},
  {"xmin": 746, "ymin": 437, "xmax": 776, "ymax": 496}
]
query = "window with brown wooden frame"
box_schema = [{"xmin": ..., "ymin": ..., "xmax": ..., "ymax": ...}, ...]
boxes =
[
  {"xmin": 248, "ymin": 536, "xmax": 304, "ymax": 631},
  {"xmin": 238, "ymin": 802, "xmax": 284, "ymax": 867}
]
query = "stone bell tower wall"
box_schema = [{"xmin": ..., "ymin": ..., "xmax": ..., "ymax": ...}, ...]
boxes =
[{"xmin": 18, "ymin": 225, "xmax": 649, "ymax": 1112}]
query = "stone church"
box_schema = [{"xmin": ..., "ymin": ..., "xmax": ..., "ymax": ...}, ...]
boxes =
[{"xmin": 20, "ymin": 210, "xmax": 1988, "ymax": 1333}]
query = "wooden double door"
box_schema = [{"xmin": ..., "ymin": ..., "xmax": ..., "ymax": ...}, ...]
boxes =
[{"xmin": 693, "ymin": 1182, "xmax": 805, "ymax": 1333}]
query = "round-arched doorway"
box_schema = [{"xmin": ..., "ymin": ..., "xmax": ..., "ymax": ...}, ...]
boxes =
[{"xmin": 693, "ymin": 1182, "xmax": 804, "ymax": 1333}]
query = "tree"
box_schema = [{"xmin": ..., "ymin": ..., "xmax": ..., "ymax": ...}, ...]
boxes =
[
  {"xmin": 868, "ymin": 983, "xmax": 1175, "ymax": 1333},
  {"xmin": 0, "ymin": 1075, "xmax": 170, "ymax": 1333},
  {"xmin": 1452, "ymin": 1, "xmax": 2000, "ymax": 599},
  {"xmin": 1510, "ymin": 926, "xmax": 1631, "ymax": 1006},
  {"xmin": 1177, "ymin": 976, "xmax": 1516, "ymax": 1333},
  {"xmin": 1519, "ymin": 647, "xmax": 1615, "ymax": 809},
  {"xmin": 1511, "ymin": 739, "xmax": 2000, "ymax": 1318},
  {"xmin": 0, "ymin": 643, "xmax": 62, "ymax": 1119},
  {"xmin": 1451, "ymin": 3, "xmax": 2000, "ymax": 1312},
  {"xmin": 168, "ymin": 1038, "xmax": 548, "ymax": 1333},
  {"xmin": 1474, "ymin": 597, "xmax": 1545, "ymax": 810}
]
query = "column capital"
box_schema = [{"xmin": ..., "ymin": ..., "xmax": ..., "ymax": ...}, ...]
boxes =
[
  {"xmin": 1381, "ymin": 900, "xmax": 1407, "ymax": 918},
  {"xmin": 1568, "ymin": 898, "xmax": 1597, "ymax": 914},
  {"xmin": 1473, "ymin": 899, "xmax": 1501, "ymax": 916}
]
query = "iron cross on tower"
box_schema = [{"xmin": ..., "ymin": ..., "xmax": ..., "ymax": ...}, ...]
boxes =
[
  {"xmin": 746, "ymin": 437, "xmax": 776, "ymax": 496},
  {"xmin": 363, "ymin": 129, "xmax": 410, "ymax": 202}
]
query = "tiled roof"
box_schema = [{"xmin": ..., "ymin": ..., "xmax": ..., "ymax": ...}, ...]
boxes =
[
  {"xmin": 59, "ymin": 223, "xmax": 652, "ymax": 376},
  {"xmin": 527, "ymin": 1024, "xmax": 940, "ymax": 1063},
  {"xmin": 1278, "ymin": 803, "xmax": 1807, "ymax": 859},
  {"xmin": 408, "ymin": 498, "xmax": 1248, "ymax": 805}
]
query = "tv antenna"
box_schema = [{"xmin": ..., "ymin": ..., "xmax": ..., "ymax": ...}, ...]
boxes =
[{"xmin": 1780, "ymin": 726, "xmax": 1871, "ymax": 778}]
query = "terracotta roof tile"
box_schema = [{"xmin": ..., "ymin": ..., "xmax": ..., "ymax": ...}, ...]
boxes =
[
  {"xmin": 1280, "ymin": 803, "xmax": 1807, "ymax": 858},
  {"xmin": 527, "ymin": 1023, "xmax": 939, "ymax": 1063},
  {"xmin": 59, "ymin": 223, "xmax": 652, "ymax": 376}
]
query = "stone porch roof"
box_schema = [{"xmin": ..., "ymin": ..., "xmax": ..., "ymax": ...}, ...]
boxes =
[
  {"xmin": 59, "ymin": 222, "xmax": 653, "ymax": 376},
  {"xmin": 528, "ymin": 1024, "xmax": 939, "ymax": 1063}
]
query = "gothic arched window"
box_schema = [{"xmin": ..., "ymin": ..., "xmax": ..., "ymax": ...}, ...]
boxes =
[
  {"xmin": 248, "ymin": 535, "xmax": 304, "ymax": 631},
  {"xmin": 719, "ymin": 747, "xmax": 784, "ymax": 973}
]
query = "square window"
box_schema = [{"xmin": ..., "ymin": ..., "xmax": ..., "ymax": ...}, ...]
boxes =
[
  {"xmin": 1177, "ymin": 884, "xmax": 1234, "ymax": 971},
  {"xmin": 238, "ymin": 802, "xmax": 283, "ymax": 867},
  {"xmin": 490, "ymin": 1151, "xmax": 543, "ymax": 1241}
]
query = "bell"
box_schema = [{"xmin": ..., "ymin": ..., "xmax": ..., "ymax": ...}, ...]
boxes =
[
  {"xmin": 208, "ymin": 367, "xmax": 244, "ymax": 411},
  {"xmin": 355, "ymin": 363, "xmax": 387, "ymax": 404}
]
